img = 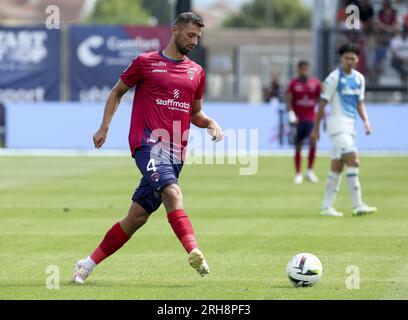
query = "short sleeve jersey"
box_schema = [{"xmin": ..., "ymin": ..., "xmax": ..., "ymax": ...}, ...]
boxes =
[
  {"xmin": 320, "ymin": 68, "xmax": 365, "ymax": 135},
  {"xmin": 286, "ymin": 77, "xmax": 321, "ymax": 122},
  {"xmin": 120, "ymin": 51, "xmax": 206, "ymax": 158}
]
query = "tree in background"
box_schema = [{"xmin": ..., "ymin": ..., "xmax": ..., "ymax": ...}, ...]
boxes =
[
  {"xmin": 85, "ymin": 0, "xmax": 150, "ymax": 24},
  {"xmin": 141, "ymin": 0, "xmax": 172, "ymax": 25},
  {"xmin": 223, "ymin": 0, "xmax": 311, "ymax": 29}
]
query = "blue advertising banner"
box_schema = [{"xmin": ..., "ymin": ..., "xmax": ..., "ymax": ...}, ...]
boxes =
[
  {"xmin": 69, "ymin": 25, "xmax": 171, "ymax": 102},
  {"xmin": 0, "ymin": 26, "xmax": 60, "ymax": 102}
]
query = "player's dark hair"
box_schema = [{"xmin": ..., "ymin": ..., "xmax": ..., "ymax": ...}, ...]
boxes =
[
  {"xmin": 298, "ymin": 60, "xmax": 309, "ymax": 68},
  {"xmin": 338, "ymin": 43, "xmax": 360, "ymax": 56},
  {"xmin": 174, "ymin": 12, "xmax": 204, "ymax": 28}
]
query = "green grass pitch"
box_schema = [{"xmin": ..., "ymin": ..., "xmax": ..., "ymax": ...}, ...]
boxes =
[{"xmin": 0, "ymin": 154, "xmax": 407, "ymax": 300}]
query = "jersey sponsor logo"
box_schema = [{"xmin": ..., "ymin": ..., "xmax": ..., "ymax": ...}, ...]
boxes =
[
  {"xmin": 296, "ymin": 95, "xmax": 316, "ymax": 107},
  {"xmin": 152, "ymin": 69, "xmax": 167, "ymax": 73},
  {"xmin": 341, "ymin": 87, "xmax": 360, "ymax": 95},
  {"xmin": 294, "ymin": 83, "xmax": 317, "ymax": 93},
  {"xmin": 155, "ymin": 89, "xmax": 190, "ymax": 112},
  {"xmin": 155, "ymin": 98, "xmax": 190, "ymax": 111},
  {"xmin": 151, "ymin": 61, "xmax": 167, "ymax": 67}
]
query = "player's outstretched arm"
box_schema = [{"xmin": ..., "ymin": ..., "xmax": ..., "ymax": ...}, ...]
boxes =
[
  {"xmin": 357, "ymin": 101, "xmax": 372, "ymax": 135},
  {"xmin": 310, "ymin": 98, "xmax": 327, "ymax": 144},
  {"xmin": 190, "ymin": 99, "xmax": 224, "ymax": 142},
  {"xmin": 93, "ymin": 79, "xmax": 130, "ymax": 148}
]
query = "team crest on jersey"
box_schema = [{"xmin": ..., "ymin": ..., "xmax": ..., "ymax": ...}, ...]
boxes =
[{"xmin": 187, "ymin": 68, "xmax": 196, "ymax": 80}]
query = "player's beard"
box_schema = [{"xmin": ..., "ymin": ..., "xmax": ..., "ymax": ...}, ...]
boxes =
[{"xmin": 175, "ymin": 37, "xmax": 194, "ymax": 56}]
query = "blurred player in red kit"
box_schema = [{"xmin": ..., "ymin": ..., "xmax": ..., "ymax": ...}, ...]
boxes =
[
  {"xmin": 72, "ymin": 12, "xmax": 224, "ymax": 284},
  {"xmin": 286, "ymin": 61, "xmax": 321, "ymax": 184}
]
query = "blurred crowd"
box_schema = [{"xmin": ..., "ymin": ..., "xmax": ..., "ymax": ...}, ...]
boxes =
[{"xmin": 337, "ymin": 0, "xmax": 408, "ymax": 85}]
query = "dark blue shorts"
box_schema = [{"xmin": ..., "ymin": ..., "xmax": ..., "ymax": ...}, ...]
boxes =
[
  {"xmin": 132, "ymin": 145, "xmax": 183, "ymax": 214},
  {"xmin": 295, "ymin": 121, "xmax": 315, "ymax": 145}
]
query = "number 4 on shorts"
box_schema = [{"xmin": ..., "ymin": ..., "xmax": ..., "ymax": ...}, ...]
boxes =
[{"xmin": 146, "ymin": 158, "xmax": 157, "ymax": 172}]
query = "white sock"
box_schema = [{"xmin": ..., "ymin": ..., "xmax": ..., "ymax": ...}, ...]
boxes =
[
  {"xmin": 346, "ymin": 167, "xmax": 362, "ymax": 208},
  {"xmin": 84, "ymin": 256, "xmax": 96, "ymax": 270},
  {"xmin": 321, "ymin": 171, "xmax": 342, "ymax": 209}
]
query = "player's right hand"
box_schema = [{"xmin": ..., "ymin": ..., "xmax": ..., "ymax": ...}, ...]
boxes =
[
  {"xmin": 93, "ymin": 127, "xmax": 108, "ymax": 148},
  {"xmin": 288, "ymin": 110, "xmax": 297, "ymax": 125},
  {"xmin": 310, "ymin": 128, "xmax": 319, "ymax": 144}
]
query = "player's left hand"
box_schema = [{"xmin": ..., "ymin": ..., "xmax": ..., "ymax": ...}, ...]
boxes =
[
  {"xmin": 364, "ymin": 121, "xmax": 372, "ymax": 135},
  {"xmin": 93, "ymin": 127, "xmax": 108, "ymax": 148},
  {"xmin": 207, "ymin": 120, "xmax": 224, "ymax": 142},
  {"xmin": 310, "ymin": 128, "xmax": 319, "ymax": 144}
]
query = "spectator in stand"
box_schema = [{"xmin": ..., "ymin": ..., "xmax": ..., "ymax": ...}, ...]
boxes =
[
  {"xmin": 390, "ymin": 25, "xmax": 408, "ymax": 84},
  {"xmin": 358, "ymin": 0, "xmax": 376, "ymax": 83},
  {"xmin": 267, "ymin": 73, "xmax": 282, "ymax": 110},
  {"xmin": 358, "ymin": 0, "xmax": 375, "ymax": 33},
  {"xmin": 378, "ymin": 0, "xmax": 398, "ymax": 32},
  {"xmin": 372, "ymin": 0, "xmax": 399, "ymax": 83}
]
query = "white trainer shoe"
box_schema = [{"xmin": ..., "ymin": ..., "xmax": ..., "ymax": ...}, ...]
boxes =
[
  {"xmin": 294, "ymin": 173, "xmax": 303, "ymax": 184},
  {"xmin": 72, "ymin": 259, "xmax": 93, "ymax": 284},
  {"xmin": 188, "ymin": 248, "xmax": 210, "ymax": 277},
  {"xmin": 320, "ymin": 207, "xmax": 344, "ymax": 217},
  {"xmin": 352, "ymin": 204, "xmax": 377, "ymax": 216},
  {"xmin": 306, "ymin": 170, "xmax": 319, "ymax": 183}
]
